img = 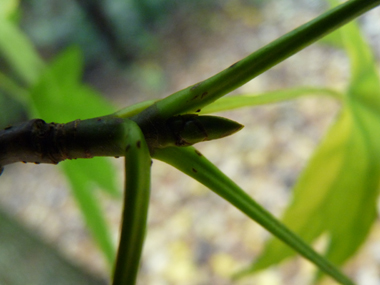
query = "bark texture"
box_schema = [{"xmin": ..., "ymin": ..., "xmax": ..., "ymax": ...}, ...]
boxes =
[{"xmin": 0, "ymin": 116, "xmax": 127, "ymax": 169}]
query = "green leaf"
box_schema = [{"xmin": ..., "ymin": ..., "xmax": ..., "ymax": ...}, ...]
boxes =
[
  {"xmin": 250, "ymin": 8, "xmax": 380, "ymax": 277},
  {"xmin": 153, "ymin": 146, "xmax": 354, "ymax": 285},
  {"xmin": 0, "ymin": 15, "xmax": 119, "ymax": 268},
  {"xmin": 0, "ymin": 18, "xmax": 44, "ymax": 85},
  {"xmin": 326, "ymin": 0, "xmax": 380, "ymax": 265},
  {"xmin": 29, "ymin": 46, "xmax": 118, "ymax": 195},
  {"xmin": 343, "ymin": 17, "xmax": 380, "ymax": 107},
  {"xmin": 113, "ymin": 120, "xmax": 151, "ymax": 285},
  {"xmin": 0, "ymin": 70, "xmax": 29, "ymax": 104},
  {"xmin": 29, "ymin": 46, "xmax": 114, "ymax": 122},
  {"xmin": 63, "ymin": 157, "xmax": 120, "ymax": 198},
  {"xmin": 0, "ymin": 0, "xmax": 19, "ymax": 21},
  {"xmin": 28, "ymin": 47, "xmax": 120, "ymax": 261},
  {"xmin": 60, "ymin": 160, "xmax": 116, "ymax": 268},
  {"xmin": 200, "ymin": 87, "xmax": 343, "ymax": 114}
]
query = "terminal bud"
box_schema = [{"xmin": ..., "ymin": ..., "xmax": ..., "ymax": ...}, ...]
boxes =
[{"xmin": 166, "ymin": 114, "xmax": 243, "ymax": 147}]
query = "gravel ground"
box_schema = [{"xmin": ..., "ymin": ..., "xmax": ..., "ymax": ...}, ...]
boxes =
[{"xmin": 1, "ymin": 1, "xmax": 380, "ymax": 284}]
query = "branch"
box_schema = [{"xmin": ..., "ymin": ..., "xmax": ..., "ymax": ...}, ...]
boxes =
[
  {"xmin": 134, "ymin": 0, "xmax": 380, "ymax": 119},
  {"xmin": 0, "ymin": 116, "xmax": 128, "ymax": 168},
  {"xmin": 0, "ymin": 114, "xmax": 242, "ymax": 173}
]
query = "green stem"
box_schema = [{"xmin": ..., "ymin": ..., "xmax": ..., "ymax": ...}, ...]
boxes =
[
  {"xmin": 150, "ymin": 0, "xmax": 379, "ymax": 118},
  {"xmin": 112, "ymin": 120, "xmax": 151, "ymax": 285},
  {"xmin": 153, "ymin": 146, "xmax": 354, "ymax": 285}
]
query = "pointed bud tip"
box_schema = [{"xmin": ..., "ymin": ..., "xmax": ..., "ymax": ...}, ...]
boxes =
[
  {"xmin": 165, "ymin": 114, "xmax": 243, "ymax": 147},
  {"xmin": 197, "ymin": 116, "xmax": 243, "ymax": 140}
]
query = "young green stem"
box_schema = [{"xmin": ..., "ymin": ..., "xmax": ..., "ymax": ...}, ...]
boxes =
[
  {"xmin": 153, "ymin": 146, "xmax": 354, "ymax": 285},
  {"xmin": 138, "ymin": 0, "xmax": 379, "ymax": 119},
  {"xmin": 112, "ymin": 121, "xmax": 151, "ymax": 285}
]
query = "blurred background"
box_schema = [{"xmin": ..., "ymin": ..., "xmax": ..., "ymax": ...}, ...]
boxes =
[{"xmin": 0, "ymin": 0, "xmax": 380, "ymax": 284}]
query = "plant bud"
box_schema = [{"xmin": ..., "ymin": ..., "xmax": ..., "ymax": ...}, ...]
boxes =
[{"xmin": 166, "ymin": 114, "xmax": 243, "ymax": 146}]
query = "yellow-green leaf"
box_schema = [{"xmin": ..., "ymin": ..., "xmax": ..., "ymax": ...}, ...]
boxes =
[
  {"xmin": 0, "ymin": 18, "xmax": 44, "ymax": 85},
  {"xmin": 200, "ymin": 87, "xmax": 342, "ymax": 114},
  {"xmin": 250, "ymin": 8, "xmax": 380, "ymax": 278}
]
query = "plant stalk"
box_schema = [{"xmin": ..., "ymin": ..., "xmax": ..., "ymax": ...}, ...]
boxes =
[
  {"xmin": 0, "ymin": 116, "xmax": 128, "ymax": 167},
  {"xmin": 134, "ymin": 0, "xmax": 380, "ymax": 119}
]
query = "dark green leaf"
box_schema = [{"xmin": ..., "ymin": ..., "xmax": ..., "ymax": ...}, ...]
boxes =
[{"xmin": 29, "ymin": 46, "xmax": 114, "ymax": 122}]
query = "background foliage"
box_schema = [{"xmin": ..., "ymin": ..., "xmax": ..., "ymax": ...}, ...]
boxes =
[{"xmin": 0, "ymin": 0, "xmax": 380, "ymax": 284}]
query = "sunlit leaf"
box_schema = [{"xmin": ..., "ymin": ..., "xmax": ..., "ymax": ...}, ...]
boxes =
[
  {"xmin": 0, "ymin": 0, "xmax": 19, "ymax": 20},
  {"xmin": 250, "ymin": 7, "xmax": 380, "ymax": 277},
  {"xmin": 325, "ymin": 0, "xmax": 380, "ymax": 264},
  {"xmin": 0, "ymin": 18, "xmax": 44, "ymax": 85},
  {"xmin": 200, "ymin": 87, "xmax": 342, "ymax": 114},
  {"xmin": 250, "ymin": 105, "xmax": 380, "ymax": 269}
]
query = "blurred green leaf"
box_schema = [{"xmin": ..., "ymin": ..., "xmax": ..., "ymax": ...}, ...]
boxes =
[
  {"xmin": 61, "ymin": 160, "xmax": 116, "ymax": 268},
  {"xmin": 0, "ymin": 90, "xmax": 27, "ymax": 128},
  {"xmin": 0, "ymin": 18, "xmax": 44, "ymax": 85},
  {"xmin": 0, "ymin": 8, "xmax": 118, "ymax": 268},
  {"xmin": 317, "ymin": 30, "xmax": 344, "ymax": 49},
  {"xmin": 27, "ymin": 46, "xmax": 119, "ymax": 263},
  {"xmin": 325, "ymin": 0, "xmax": 380, "ymax": 264},
  {"xmin": 200, "ymin": 87, "xmax": 343, "ymax": 114},
  {"xmin": 63, "ymin": 157, "xmax": 120, "ymax": 198},
  {"xmin": 0, "ymin": 70, "xmax": 29, "ymax": 104},
  {"xmin": 29, "ymin": 46, "xmax": 114, "ymax": 122},
  {"xmin": 0, "ymin": 0, "xmax": 19, "ymax": 21},
  {"xmin": 29, "ymin": 46, "xmax": 119, "ymax": 195},
  {"xmin": 249, "ymin": 8, "xmax": 380, "ymax": 277}
]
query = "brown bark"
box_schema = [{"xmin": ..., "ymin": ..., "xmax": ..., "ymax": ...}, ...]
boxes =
[{"xmin": 0, "ymin": 116, "xmax": 127, "ymax": 171}]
